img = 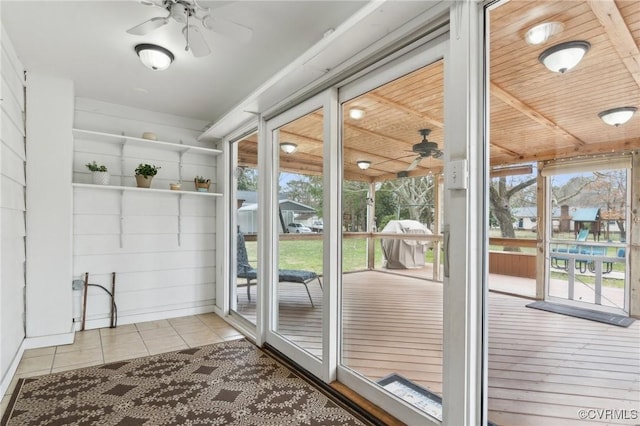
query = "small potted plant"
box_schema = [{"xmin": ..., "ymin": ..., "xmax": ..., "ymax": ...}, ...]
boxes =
[
  {"xmin": 85, "ymin": 161, "xmax": 110, "ymax": 185},
  {"xmin": 135, "ymin": 163, "xmax": 160, "ymax": 188},
  {"xmin": 194, "ymin": 176, "xmax": 211, "ymax": 192}
]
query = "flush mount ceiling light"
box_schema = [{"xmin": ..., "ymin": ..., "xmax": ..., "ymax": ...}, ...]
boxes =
[
  {"xmin": 349, "ymin": 108, "xmax": 365, "ymax": 120},
  {"xmin": 524, "ymin": 21, "xmax": 564, "ymax": 45},
  {"xmin": 538, "ymin": 41, "xmax": 590, "ymax": 73},
  {"xmin": 135, "ymin": 44, "xmax": 174, "ymax": 71},
  {"xmin": 598, "ymin": 107, "xmax": 637, "ymax": 127},
  {"xmin": 280, "ymin": 142, "xmax": 298, "ymax": 154},
  {"xmin": 357, "ymin": 160, "xmax": 371, "ymax": 170}
]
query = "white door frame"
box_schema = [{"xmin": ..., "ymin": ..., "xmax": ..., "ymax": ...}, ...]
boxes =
[
  {"xmin": 332, "ymin": 2, "xmax": 486, "ymax": 424},
  {"xmin": 262, "ymin": 91, "xmax": 333, "ymax": 379},
  {"xmin": 249, "ymin": 2, "xmax": 486, "ymax": 424}
]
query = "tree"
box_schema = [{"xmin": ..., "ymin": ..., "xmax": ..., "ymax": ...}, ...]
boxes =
[
  {"xmin": 374, "ymin": 182, "xmax": 398, "ymax": 230},
  {"xmin": 490, "ymin": 170, "xmax": 602, "ymax": 248},
  {"xmin": 342, "ymin": 181, "xmax": 368, "ymax": 231},
  {"xmin": 387, "ymin": 175, "xmax": 436, "ymax": 228},
  {"xmin": 281, "ymin": 174, "xmax": 324, "ymax": 216},
  {"xmin": 489, "ymin": 176, "xmax": 537, "ymax": 244},
  {"xmin": 237, "ymin": 168, "xmax": 258, "ymax": 191}
]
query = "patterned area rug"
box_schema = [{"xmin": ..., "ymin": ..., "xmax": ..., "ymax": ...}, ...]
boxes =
[{"xmin": 2, "ymin": 339, "xmax": 367, "ymax": 426}]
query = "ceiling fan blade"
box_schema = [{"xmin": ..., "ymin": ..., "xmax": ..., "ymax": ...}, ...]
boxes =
[
  {"xmin": 126, "ymin": 16, "xmax": 168, "ymax": 35},
  {"xmin": 202, "ymin": 16, "xmax": 253, "ymax": 44},
  {"xmin": 407, "ymin": 156, "xmax": 422, "ymax": 171},
  {"xmin": 183, "ymin": 25, "xmax": 211, "ymax": 57},
  {"xmin": 432, "ymin": 149, "xmax": 443, "ymax": 159}
]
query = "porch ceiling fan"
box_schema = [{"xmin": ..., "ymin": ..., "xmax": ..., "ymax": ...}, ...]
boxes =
[
  {"xmin": 127, "ymin": 0, "xmax": 253, "ymax": 57},
  {"xmin": 375, "ymin": 129, "xmax": 443, "ymax": 172},
  {"xmin": 405, "ymin": 128, "xmax": 443, "ymax": 170}
]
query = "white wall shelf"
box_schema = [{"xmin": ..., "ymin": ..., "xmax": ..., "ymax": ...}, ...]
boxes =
[
  {"xmin": 72, "ymin": 128, "xmax": 222, "ymax": 156},
  {"xmin": 72, "ymin": 183, "xmax": 222, "ymax": 197}
]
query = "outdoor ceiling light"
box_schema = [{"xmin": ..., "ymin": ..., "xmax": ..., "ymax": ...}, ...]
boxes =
[
  {"xmin": 357, "ymin": 160, "xmax": 371, "ymax": 170},
  {"xmin": 538, "ymin": 41, "xmax": 590, "ymax": 73},
  {"xmin": 524, "ymin": 21, "xmax": 564, "ymax": 45},
  {"xmin": 280, "ymin": 142, "xmax": 298, "ymax": 154},
  {"xmin": 598, "ymin": 107, "xmax": 637, "ymax": 127},
  {"xmin": 135, "ymin": 44, "xmax": 174, "ymax": 71},
  {"xmin": 349, "ymin": 108, "xmax": 365, "ymax": 120}
]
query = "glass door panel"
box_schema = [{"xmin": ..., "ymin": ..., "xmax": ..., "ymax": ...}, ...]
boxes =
[
  {"xmin": 546, "ymin": 166, "xmax": 630, "ymax": 314},
  {"xmin": 340, "ymin": 60, "xmax": 446, "ymax": 422},
  {"xmin": 264, "ymin": 93, "xmax": 328, "ymax": 375},
  {"xmin": 230, "ymin": 132, "xmax": 259, "ymax": 325},
  {"xmin": 275, "ymin": 108, "xmax": 325, "ymax": 359}
]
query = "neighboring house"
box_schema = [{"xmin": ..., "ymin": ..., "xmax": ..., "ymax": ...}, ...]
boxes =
[
  {"xmin": 511, "ymin": 206, "xmax": 561, "ymax": 231},
  {"xmin": 512, "ymin": 206, "xmax": 623, "ymax": 240},
  {"xmin": 237, "ymin": 191, "xmax": 316, "ymax": 234}
]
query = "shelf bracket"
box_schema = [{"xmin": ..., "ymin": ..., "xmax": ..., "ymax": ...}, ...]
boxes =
[
  {"xmin": 119, "ymin": 189, "xmax": 125, "ymax": 248},
  {"xmin": 177, "ymin": 194, "xmax": 182, "ymax": 247},
  {"xmin": 178, "ymin": 151, "xmax": 184, "ymax": 185},
  {"xmin": 120, "ymin": 132, "xmax": 126, "ymax": 186}
]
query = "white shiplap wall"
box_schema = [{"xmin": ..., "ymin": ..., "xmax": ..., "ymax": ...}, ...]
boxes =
[
  {"xmin": 73, "ymin": 99, "xmax": 219, "ymax": 329},
  {"xmin": 0, "ymin": 28, "xmax": 26, "ymax": 394}
]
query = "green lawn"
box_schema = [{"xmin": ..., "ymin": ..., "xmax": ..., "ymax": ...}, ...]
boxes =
[
  {"xmin": 245, "ymin": 237, "xmax": 624, "ymax": 288},
  {"xmin": 244, "ymin": 238, "xmax": 438, "ymax": 274}
]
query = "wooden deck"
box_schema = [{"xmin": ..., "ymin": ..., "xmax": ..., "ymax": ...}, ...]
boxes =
[{"xmin": 234, "ymin": 270, "xmax": 640, "ymax": 425}]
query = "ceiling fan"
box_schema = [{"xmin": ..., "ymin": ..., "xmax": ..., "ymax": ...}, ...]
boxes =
[
  {"xmin": 373, "ymin": 129, "xmax": 443, "ymax": 172},
  {"xmin": 127, "ymin": 0, "xmax": 253, "ymax": 58},
  {"xmin": 405, "ymin": 128, "xmax": 443, "ymax": 170}
]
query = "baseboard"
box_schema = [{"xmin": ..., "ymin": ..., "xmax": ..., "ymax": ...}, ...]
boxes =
[
  {"xmin": 0, "ymin": 341, "xmax": 25, "ymax": 399},
  {"xmin": 0, "ymin": 326, "xmax": 76, "ymax": 398},
  {"xmin": 24, "ymin": 327, "xmax": 76, "ymax": 349},
  {"xmin": 74, "ymin": 304, "xmax": 217, "ymax": 331}
]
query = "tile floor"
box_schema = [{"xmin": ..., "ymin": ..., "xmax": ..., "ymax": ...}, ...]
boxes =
[{"xmin": 1, "ymin": 313, "xmax": 243, "ymax": 415}]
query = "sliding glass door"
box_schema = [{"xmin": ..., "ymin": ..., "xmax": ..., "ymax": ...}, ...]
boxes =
[
  {"xmin": 258, "ymin": 4, "xmax": 485, "ymax": 424},
  {"xmin": 336, "ymin": 33, "xmax": 452, "ymax": 425},
  {"xmin": 229, "ymin": 130, "xmax": 259, "ymax": 327},
  {"xmin": 263, "ymin": 93, "xmax": 330, "ymax": 378}
]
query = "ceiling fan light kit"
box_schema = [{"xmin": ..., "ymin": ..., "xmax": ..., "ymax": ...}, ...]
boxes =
[
  {"xmin": 135, "ymin": 44, "xmax": 174, "ymax": 70},
  {"xmin": 598, "ymin": 107, "xmax": 637, "ymax": 127},
  {"xmin": 280, "ymin": 142, "xmax": 298, "ymax": 154},
  {"xmin": 127, "ymin": 0, "xmax": 253, "ymax": 58},
  {"xmin": 538, "ymin": 40, "xmax": 590, "ymax": 73}
]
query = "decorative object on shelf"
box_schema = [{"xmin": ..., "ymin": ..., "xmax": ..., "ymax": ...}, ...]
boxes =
[
  {"xmin": 135, "ymin": 163, "xmax": 161, "ymax": 188},
  {"xmin": 142, "ymin": 132, "xmax": 157, "ymax": 140},
  {"xmin": 170, "ymin": 183, "xmax": 181, "ymax": 190},
  {"xmin": 194, "ymin": 176, "xmax": 211, "ymax": 192},
  {"xmin": 85, "ymin": 161, "xmax": 110, "ymax": 185}
]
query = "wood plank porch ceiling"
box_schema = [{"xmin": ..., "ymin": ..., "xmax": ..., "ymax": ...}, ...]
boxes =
[{"xmin": 238, "ymin": 0, "xmax": 640, "ymax": 182}]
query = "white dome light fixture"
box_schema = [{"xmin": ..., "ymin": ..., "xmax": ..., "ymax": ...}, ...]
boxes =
[
  {"xmin": 135, "ymin": 44, "xmax": 174, "ymax": 71},
  {"xmin": 280, "ymin": 142, "xmax": 298, "ymax": 154},
  {"xmin": 538, "ymin": 41, "xmax": 590, "ymax": 74},
  {"xmin": 524, "ymin": 21, "xmax": 564, "ymax": 45},
  {"xmin": 598, "ymin": 107, "xmax": 637, "ymax": 127},
  {"xmin": 357, "ymin": 160, "xmax": 371, "ymax": 170},
  {"xmin": 349, "ymin": 108, "xmax": 365, "ymax": 120}
]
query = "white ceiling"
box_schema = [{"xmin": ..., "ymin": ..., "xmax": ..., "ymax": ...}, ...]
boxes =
[{"xmin": 1, "ymin": 0, "xmax": 367, "ymax": 127}]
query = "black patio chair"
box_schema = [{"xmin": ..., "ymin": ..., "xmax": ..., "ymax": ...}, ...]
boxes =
[
  {"xmin": 237, "ymin": 232, "xmax": 258, "ymax": 301},
  {"xmin": 237, "ymin": 232, "xmax": 322, "ymax": 306}
]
